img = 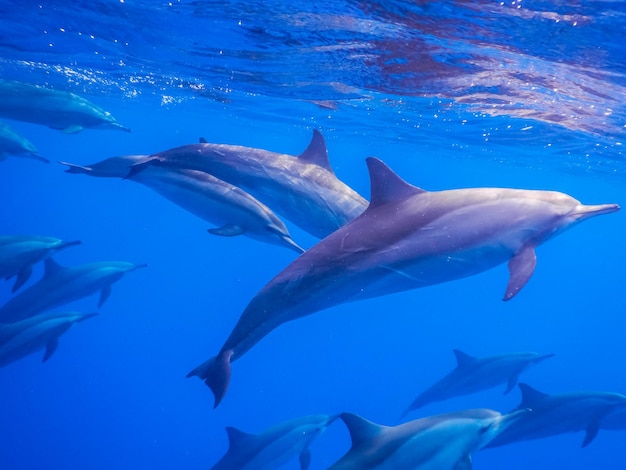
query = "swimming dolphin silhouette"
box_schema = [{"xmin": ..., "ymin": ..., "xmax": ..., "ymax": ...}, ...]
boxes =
[
  {"xmin": 0, "ymin": 235, "xmax": 81, "ymax": 292},
  {"xmin": 0, "ymin": 79, "xmax": 130, "ymax": 133},
  {"xmin": 0, "ymin": 311, "xmax": 97, "ymax": 367},
  {"xmin": 0, "ymin": 122, "xmax": 48, "ymax": 163},
  {"xmin": 129, "ymin": 130, "xmax": 367, "ymax": 238},
  {"xmin": 403, "ymin": 350, "xmax": 555, "ymax": 416},
  {"xmin": 485, "ymin": 383, "xmax": 626, "ymax": 448},
  {"xmin": 211, "ymin": 414, "xmax": 337, "ymax": 470},
  {"xmin": 0, "ymin": 258, "xmax": 146, "ymax": 323},
  {"xmin": 60, "ymin": 157, "xmax": 303, "ymax": 253},
  {"xmin": 187, "ymin": 157, "xmax": 619, "ymax": 408},
  {"xmin": 329, "ymin": 409, "xmax": 528, "ymax": 469}
]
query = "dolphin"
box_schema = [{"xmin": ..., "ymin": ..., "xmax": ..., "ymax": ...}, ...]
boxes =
[
  {"xmin": 210, "ymin": 414, "xmax": 337, "ymax": 470},
  {"xmin": 0, "ymin": 79, "xmax": 130, "ymax": 133},
  {"xmin": 60, "ymin": 156, "xmax": 303, "ymax": 253},
  {"xmin": 329, "ymin": 408, "xmax": 528, "ymax": 469},
  {"xmin": 128, "ymin": 130, "xmax": 368, "ymax": 238},
  {"xmin": 0, "ymin": 311, "xmax": 97, "ymax": 368},
  {"xmin": 0, "ymin": 122, "xmax": 48, "ymax": 163},
  {"xmin": 0, "ymin": 258, "xmax": 146, "ymax": 323},
  {"xmin": 187, "ymin": 157, "xmax": 619, "ymax": 408},
  {"xmin": 485, "ymin": 383, "xmax": 626, "ymax": 448},
  {"xmin": 403, "ymin": 350, "xmax": 555, "ymax": 416},
  {"xmin": 0, "ymin": 235, "xmax": 81, "ymax": 292}
]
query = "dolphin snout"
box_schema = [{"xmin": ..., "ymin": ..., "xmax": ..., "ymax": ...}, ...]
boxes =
[{"xmin": 574, "ymin": 203, "xmax": 620, "ymax": 220}]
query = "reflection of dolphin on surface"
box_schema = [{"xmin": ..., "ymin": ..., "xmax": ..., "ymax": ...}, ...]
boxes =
[
  {"xmin": 188, "ymin": 157, "xmax": 619, "ymax": 408},
  {"xmin": 211, "ymin": 415, "xmax": 337, "ymax": 470},
  {"xmin": 60, "ymin": 156, "xmax": 304, "ymax": 253},
  {"xmin": 329, "ymin": 409, "xmax": 528, "ymax": 469},
  {"xmin": 403, "ymin": 350, "xmax": 555, "ymax": 416},
  {"xmin": 0, "ymin": 311, "xmax": 97, "ymax": 368},
  {"xmin": 129, "ymin": 130, "xmax": 368, "ymax": 238},
  {"xmin": 0, "ymin": 122, "xmax": 48, "ymax": 163},
  {"xmin": 0, "ymin": 235, "xmax": 81, "ymax": 292},
  {"xmin": 0, "ymin": 79, "xmax": 130, "ymax": 134}
]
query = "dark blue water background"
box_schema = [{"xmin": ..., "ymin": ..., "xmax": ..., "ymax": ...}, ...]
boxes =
[{"xmin": 1, "ymin": 1, "xmax": 625, "ymax": 468}]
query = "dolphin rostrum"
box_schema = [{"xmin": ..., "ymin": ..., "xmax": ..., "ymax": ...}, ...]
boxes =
[
  {"xmin": 0, "ymin": 258, "xmax": 146, "ymax": 323},
  {"xmin": 128, "ymin": 130, "xmax": 368, "ymax": 238},
  {"xmin": 403, "ymin": 350, "xmax": 555, "ymax": 416},
  {"xmin": 60, "ymin": 156, "xmax": 303, "ymax": 253},
  {"xmin": 210, "ymin": 414, "xmax": 337, "ymax": 470},
  {"xmin": 329, "ymin": 408, "xmax": 528, "ymax": 469},
  {"xmin": 0, "ymin": 79, "xmax": 130, "ymax": 133},
  {"xmin": 486, "ymin": 383, "xmax": 626, "ymax": 448},
  {"xmin": 187, "ymin": 157, "xmax": 619, "ymax": 408},
  {"xmin": 0, "ymin": 311, "xmax": 97, "ymax": 367},
  {"xmin": 0, "ymin": 235, "xmax": 81, "ymax": 292},
  {"xmin": 0, "ymin": 122, "xmax": 48, "ymax": 163}
]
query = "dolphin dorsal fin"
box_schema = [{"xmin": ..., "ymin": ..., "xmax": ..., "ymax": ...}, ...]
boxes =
[
  {"xmin": 366, "ymin": 157, "xmax": 426, "ymax": 208},
  {"xmin": 225, "ymin": 426, "xmax": 255, "ymax": 452},
  {"xmin": 340, "ymin": 413, "xmax": 386, "ymax": 449},
  {"xmin": 298, "ymin": 130, "xmax": 334, "ymax": 173},
  {"xmin": 453, "ymin": 349, "xmax": 475, "ymax": 367},
  {"xmin": 44, "ymin": 257, "xmax": 65, "ymax": 278},
  {"xmin": 198, "ymin": 137, "xmax": 208, "ymax": 143},
  {"xmin": 518, "ymin": 383, "xmax": 548, "ymax": 408}
]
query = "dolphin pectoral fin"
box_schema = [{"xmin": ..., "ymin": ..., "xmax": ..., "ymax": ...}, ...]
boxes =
[
  {"xmin": 12, "ymin": 265, "xmax": 32, "ymax": 292},
  {"xmin": 60, "ymin": 125, "xmax": 84, "ymax": 134},
  {"xmin": 43, "ymin": 338, "xmax": 59, "ymax": 362},
  {"xmin": 187, "ymin": 349, "xmax": 234, "ymax": 408},
  {"xmin": 208, "ymin": 225, "xmax": 245, "ymax": 237},
  {"xmin": 453, "ymin": 454, "xmax": 472, "ymax": 470},
  {"xmin": 99, "ymin": 285, "xmax": 112, "ymax": 308},
  {"xmin": 504, "ymin": 374, "xmax": 519, "ymax": 395},
  {"xmin": 299, "ymin": 448, "xmax": 311, "ymax": 470},
  {"xmin": 582, "ymin": 421, "xmax": 600, "ymax": 447},
  {"xmin": 503, "ymin": 246, "xmax": 536, "ymax": 301}
]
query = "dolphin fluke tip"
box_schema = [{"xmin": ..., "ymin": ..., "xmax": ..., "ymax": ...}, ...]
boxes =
[{"xmin": 187, "ymin": 349, "xmax": 233, "ymax": 408}]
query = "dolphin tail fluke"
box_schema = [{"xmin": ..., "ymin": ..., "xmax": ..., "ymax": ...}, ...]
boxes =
[{"xmin": 187, "ymin": 349, "xmax": 234, "ymax": 408}]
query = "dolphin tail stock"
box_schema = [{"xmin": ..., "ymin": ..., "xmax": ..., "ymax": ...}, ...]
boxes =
[{"xmin": 187, "ymin": 349, "xmax": 234, "ymax": 408}]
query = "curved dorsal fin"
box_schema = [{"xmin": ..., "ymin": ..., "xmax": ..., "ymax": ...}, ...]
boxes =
[
  {"xmin": 366, "ymin": 157, "xmax": 426, "ymax": 208},
  {"xmin": 518, "ymin": 383, "xmax": 548, "ymax": 408},
  {"xmin": 225, "ymin": 426, "xmax": 255, "ymax": 452},
  {"xmin": 44, "ymin": 257, "xmax": 65, "ymax": 278},
  {"xmin": 340, "ymin": 413, "xmax": 386, "ymax": 450},
  {"xmin": 453, "ymin": 349, "xmax": 475, "ymax": 367},
  {"xmin": 298, "ymin": 130, "xmax": 333, "ymax": 173}
]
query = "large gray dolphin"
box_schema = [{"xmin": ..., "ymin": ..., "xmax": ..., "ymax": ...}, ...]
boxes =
[
  {"xmin": 60, "ymin": 156, "xmax": 303, "ymax": 253},
  {"xmin": 0, "ymin": 79, "xmax": 130, "ymax": 134},
  {"xmin": 210, "ymin": 414, "xmax": 337, "ymax": 470},
  {"xmin": 329, "ymin": 409, "xmax": 527, "ymax": 469},
  {"xmin": 0, "ymin": 258, "xmax": 146, "ymax": 323},
  {"xmin": 187, "ymin": 157, "xmax": 619, "ymax": 408},
  {"xmin": 0, "ymin": 235, "xmax": 81, "ymax": 292},
  {"xmin": 128, "ymin": 130, "xmax": 368, "ymax": 238},
  {"xmin": 403, "ymin": 350, "xmax": 555, "ymax": 416},
  {"xmin": 0, "ymin": 311, "xmax": 97, "ymax": 368},
  {"xmin": 485, "ymin": 383, "xmax": 626, "ymax": 448},
  {"xmin": 0, "ymin": 122, "xmax": 48, "ymax": 163}
]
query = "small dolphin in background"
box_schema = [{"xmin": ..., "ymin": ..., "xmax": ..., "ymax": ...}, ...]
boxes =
[
  {"xmin": 0, "ymin": 258, "xmax": 146, "ymax": 323},
  {"xmin": 485, "ymin": 383, "xmax": 626, "ymax": 448},
  {"xmin": 0, "ymin": 79, "xmax": 130, "ymax": 134},
  {"xmin": 211, "ymin": 414, "xmax": 337, "ymax": 470},
  {"xmin": 0, "ymin": 235, "xmax": 81, "ymax": 292},
  {"xmin": 0, "ymin": 122, "xmax": 48, "ymax": 163},
  {"xmin": 0, "ymin": 311, "xmax": 96, "ymax": 367},
  {"xmin": 329, "ymin": 409, "xmax": 528, "ymax": 469},
  {"xmin": 129, "ymin": 130, "xmax": 368, "ymax": 238},
  {"xmin": 403, "ymin": 350, "xmax": 555, "ymax": 416},
  {"xmin": 60, "ymin": 157, "xmax": 303, "ymax": 253},
  {"xmin": 188, "ymin": 157, "xmax": 619, "ymax": 408}
]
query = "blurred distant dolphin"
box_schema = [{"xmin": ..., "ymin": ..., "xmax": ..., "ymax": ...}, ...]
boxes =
[
  {"xmin": 329, "ymin": 409, "xmax": 528, "ymax": 469},
  {"xmin": 187, "ymin": 157, "xmax": 619, "ymax": 408},
  {"xmin": 0, "ymin": 258, "xmax": 146, "ymax": 323},
  {"xmin": 128, "ymin": 130, "xmax": 367, "ymax": 238},
  {"xmin": 211, "ymin": 414, "xmax": 337, "ymax": 470},
  {"xmin": 486, "ymin": 383, "xmax": 626, "ymax": 448},
  {"xmin": 0, "ymin": 79, "xmax": 130, "ymax": 134},
  {"xmin": 0, "ymin": 122, "xmax": 48, "ymax": 163},
  {"xmin": 0, "ymin": 235, "xmax": 81, "ymax": 292},
  {"xmin": 60, "ymin": 156, "xmax": 303, "ymax": 253},
  {"xmin": 0, "ymin": 311, "xmax": 96, "ymax": 367},
  {"xmin": 403, "ymin": 350, "xmax": 555, "ymax": 416}
]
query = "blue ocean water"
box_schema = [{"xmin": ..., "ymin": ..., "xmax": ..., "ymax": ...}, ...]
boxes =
[{"xmin": 1, "ymin": 0, "xmax": 625, "ymax": 468}]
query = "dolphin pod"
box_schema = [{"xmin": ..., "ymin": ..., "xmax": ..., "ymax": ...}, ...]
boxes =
[
  {"xmin": 0, "ymin": 79, "xmax": 130, "ymax": 134},
  {"xmin": 60, "ymin": 156, "xmax": 304, "ymax": 253},
  {"xmin": 187, "ymin": 157, "xmax": 619, "ymax": 407},
  {"xmin": 403, "ymin": 349, "xmax": 555, "ymax": 416},
  {"xmin": 0, "ymin": 122, "xmax": 48, "ymax": 163}
]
